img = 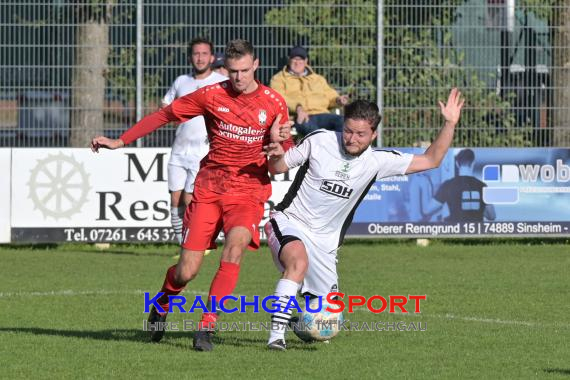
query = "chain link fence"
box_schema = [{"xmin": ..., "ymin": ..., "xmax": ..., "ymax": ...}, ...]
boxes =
[{"xmin": 1, "ymin": 1, "xmax": 568, "ymax": 148}]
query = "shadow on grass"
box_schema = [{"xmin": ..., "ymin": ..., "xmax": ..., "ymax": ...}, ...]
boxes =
[
  {"xmin": 2, "ymin": 243, "xmax": 60, "ymax": 250},
  {"xmin": 543, "ymin": 368, "xmax": 570, "ymax": 376},
  {"xmin": 0, "ymin": 327, "xmax": 164, "ymax": 344},
  {"xmin": 0, "ymin": 327, "xmax": 316, "ymax": 351}
]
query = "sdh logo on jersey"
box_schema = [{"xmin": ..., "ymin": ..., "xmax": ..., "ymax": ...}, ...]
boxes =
[
  {"xmin": 320, "ymin": 180, "xmax": 354, "ymax": 199},
  {"xmin": 259, "ymin": 110, "xmax": 267, "ymax": 126}
]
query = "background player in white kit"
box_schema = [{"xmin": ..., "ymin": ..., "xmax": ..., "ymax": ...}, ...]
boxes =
[
  {"xmin": 262, "ymin": 88, "xmax": 464, "ymax": 350},
  {"xmin": 163, "ymin": 37, "xmax": 227, "ymax": 243}
]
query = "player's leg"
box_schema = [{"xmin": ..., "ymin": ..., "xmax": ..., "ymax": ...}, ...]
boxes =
[
  {"xmin": 148, "ymin": 247, "xmax": 204, "ymax": 343},
  {"xmin": 193, "ymin": 226, "xmax": 251, "ymax": 352},
  {"xmin": 167, "ymin": 163, "xmax": 187, "ymax": 243},
  {"xmin": 264, "ymin": 214, "xmax": 308, "ymax": 350},
  {"xmin": 149, "ymin": 198, "xmax": 221, "ymax": 343},
  {"xmin": 300, "ymin": 242, "xmax": 340, "ymax": 299},
  {"xmin": 181, "ymin": 164, "xmax": 211, "ymax": 255},
  {"xmin": 170, "ymin": 190, "xmax": 184, "ymax": 243},
  {"xmin": 194, "ymin": 198, "xmax": 261, "ymax": 351}
]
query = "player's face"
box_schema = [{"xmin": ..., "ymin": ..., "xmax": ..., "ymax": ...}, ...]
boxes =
[
  {"xmin": 190, "ymin": 43, "xmax": 214, "ymax": 74},
  {"xmin": 226, "ymin": 54, "xmax": 259, "ymax": 94},
  {"xmin": 342, "ymin": 118, "xmax": 377, "ymax": 156},
  {"xmin": 289, "ymin": 56, "xmax": 307, "ymax": 75}
]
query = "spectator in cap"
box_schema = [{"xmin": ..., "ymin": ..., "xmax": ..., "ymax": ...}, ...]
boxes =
[
  {"xmin": 211, "ymin": 52, "xmax": 229, "ymax": 77},
  {"xmin": 270, "ymin": 45, "xmax": 349, "ymax": 136}
]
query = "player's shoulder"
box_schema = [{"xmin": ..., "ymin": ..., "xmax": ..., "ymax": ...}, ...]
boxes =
[
  {"xmin": 208, "ymin": 72, "xmax": 228, "ymax": 84},
  {"xmin": 368, "ymin": 148, "xmax": 408, "ymax": 168},
  {"xmin": 257, "ymin": 83, "xmax": 288, "ymax": 113},
  {"xmin": 259, "ymin": 83, "xmax": 285, "ymax": 100},
  {"xmin": 371, "ymin": 147, "xmax": 405, "ymax": 156},
  {"xmin": 171, "ymin": 73, "xmax": 193, "ymax": 86},
  {"xmin": 297, "ymin": 129, "xmax": 336, "ymax": 145},
  {"xmin": 195, "ymin": 80, "xmax": 230, "ymax": 97}
]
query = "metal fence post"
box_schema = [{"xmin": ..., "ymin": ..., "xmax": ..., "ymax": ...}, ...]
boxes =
[
  {"xmin": 376, "ymin": 0, "xmax": 384, "ymax": 147},
  {"xmin": 135, "ymin": 0, "xmax": 143, "ymax": 148}
]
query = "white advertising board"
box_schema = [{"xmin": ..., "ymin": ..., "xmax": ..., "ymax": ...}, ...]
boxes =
[
  {"xmin": 10, "ymin": 148, "xmax": 297, "ymax": 243},
  {"xmin": 0, "ymin": 149, "xmax": 11, "ymax": 243}
]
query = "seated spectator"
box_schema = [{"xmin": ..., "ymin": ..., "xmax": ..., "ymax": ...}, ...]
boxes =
[{"xmin": 270, "ymin": 45, "xmax": 349, "ymax": 135}]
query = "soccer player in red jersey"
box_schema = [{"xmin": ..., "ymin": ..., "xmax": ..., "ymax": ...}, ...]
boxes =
[{"xmin": 91, "ymin": 39, "xmax": 293, "ymax": 351}]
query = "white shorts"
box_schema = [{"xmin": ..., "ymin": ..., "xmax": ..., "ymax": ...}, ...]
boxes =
[
  {"xmin": 167, "ymin": 156, "xmax": 200, "ymax": 193},
  {"xmin": 264, "ymin": 211, "xmax": 339, "ymax": 296}
]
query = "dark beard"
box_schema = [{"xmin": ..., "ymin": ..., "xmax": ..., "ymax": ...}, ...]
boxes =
[{"xmin": 193, "ymin": 66, "xmax": 210, "ymax": 75}]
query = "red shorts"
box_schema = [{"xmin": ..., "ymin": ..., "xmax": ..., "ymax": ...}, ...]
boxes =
[{"xmin": 181, "ymin": 191, "xmax": 265, "ymax": 251}]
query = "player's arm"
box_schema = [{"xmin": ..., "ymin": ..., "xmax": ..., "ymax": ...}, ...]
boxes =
[
  {"xmin": 265, "ymin": 143, "xmax": 288, "ymax": 174},
  {"xmin": 405, "ymin": 88, "xmax": 464, "ymax": 174},
  {"xmin": 264, "ymin": 111, "xmax": 294, "ymax": 174},
  {"xmin": 91, "ymin": 89, "xmax": 207, "ymax": 152},
  {"xmin": 270, "ymin": 114, "xmax": 293, "ymax": 144},
  {"xmin": 90, "ymin": 106, "xmax": 178, "ymax": 152},
  {"xmin": 264, "ymin": 126, "xmax": 312, "ymax": 175},
  {"xmin": 161, "ymin": 77, "xmax": 178, "ymax": 107}
]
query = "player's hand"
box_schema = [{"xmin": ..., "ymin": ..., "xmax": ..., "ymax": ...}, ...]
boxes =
[
  {"xmin": 90, "ymin": 136, "xmax": 125, "ymax": 153},
  {"xmin": 270, "ymin": 114, "xmax": 294, "ymax": 143},
  {"xmin": 439, "ymin": 88, "xmax": 464, "ymax": 126},
  {"xmin": 262, "ymin": 142, "xmax": 285, "ymax": 160},
  {"xmin": 295, "ymin": 107, "xmax": 310, "ymax": 124}
]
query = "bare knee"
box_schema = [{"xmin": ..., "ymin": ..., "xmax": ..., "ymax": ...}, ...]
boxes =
[
  {"xmin": 283, "ymin": 259, "xmax": 308, "ymax": 281},
  {"xmin": 175, "ymin": 266, "xmax": 199, "ymax": 284},
  {"xmin": 175, "ymin": 249, "xmax": 204, "ymax": 283},
  {"xmin": 221, "ymin": 227, "xmax": 251, "ymax": 264},
  {"xmin": 281, "ymin": 241, "xmax": 309, "ymax": 283},
  {"xmin": 221, "ymin": 244, "xmax": 245, "ymax": 264}
]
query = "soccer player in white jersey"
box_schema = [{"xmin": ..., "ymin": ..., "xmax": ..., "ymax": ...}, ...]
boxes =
[
  {"xmin": 164, "ymin": 37, "xmax": 227, "ymax": 243},
  {"xmin": 262, "ymin": 88, "xmax": 464, "ymax": 350}
]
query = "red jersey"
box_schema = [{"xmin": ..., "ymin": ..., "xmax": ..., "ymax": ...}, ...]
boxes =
[{"xmin": 120, "ymin": 80, "xmax": 292, "ymax": 201}]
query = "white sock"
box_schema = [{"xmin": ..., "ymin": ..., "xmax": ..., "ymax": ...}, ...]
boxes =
[
  {"xmin": 170, "ymin": 206, "xmax": 185, "ymax": 244},
  {"xmin": 268, "ymin": 278, "xmax": 300, "ymax": 344}
]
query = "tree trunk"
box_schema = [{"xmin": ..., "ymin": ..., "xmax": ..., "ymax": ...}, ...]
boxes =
[
  {"xmin": 70, "ymin": 9, "xmax": 111, "ymax": 147},
  {"xmin": 552, "ymin": 1, "xmax": 570, "ymax": 146}
]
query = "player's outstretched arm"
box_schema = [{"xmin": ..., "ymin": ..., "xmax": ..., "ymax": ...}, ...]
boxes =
[
  {"xmin": 90, "ymin": 136, "xmax": 125, "ymax": 153},
  {"xmin": 91, "ymin": 107, "xmax": 179, "ymax": 153},
  {"xmin": 406, "ymin": 88, "xmax": 464, "ymax": 174}
]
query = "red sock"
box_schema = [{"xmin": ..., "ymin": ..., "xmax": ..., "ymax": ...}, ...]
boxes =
[
  {"xmin": 199, "ymin": 261, "xmax": 240, "ymax": 329},
  {"xmin": 157, "ymin": 265, "xmax": 185, "ymax": 313}
]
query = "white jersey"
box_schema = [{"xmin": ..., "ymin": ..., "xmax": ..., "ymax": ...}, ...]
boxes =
[
  {"xmin": 162, "ymin": 71, "xmax": 227, "ymax": 158},
  {"xmin": 276, "ymin": 130, "xmax": 413, "ymax": 247}
]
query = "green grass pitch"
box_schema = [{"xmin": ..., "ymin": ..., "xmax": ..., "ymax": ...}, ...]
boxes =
[{"xmin": 0, "ymin": 240, "xmax": 569, "ymax": 379}]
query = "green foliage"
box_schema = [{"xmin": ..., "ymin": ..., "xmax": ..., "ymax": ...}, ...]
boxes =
[
  {"xmin": 381, "ymin": 1, "xmax": 531, "ymax": 147},
  {"xmin": 519, "ymin": 0, "xmax": 558, "ymax": 20},
  {"xmin": 265, "ymin": 0, "xmax": 377, "ymax": 98},
  {"xmin": 106, "ymin": 12, "xmax": 180, "ymax": 109},
  {"xmin": 266, "ymin": 0, "xmax": 537, "ymax": 147},
  {"xmin": 76, "ymin": 0, "xmax": 114, "ymax": 23}
]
